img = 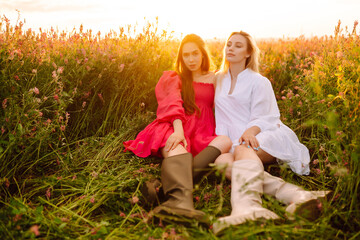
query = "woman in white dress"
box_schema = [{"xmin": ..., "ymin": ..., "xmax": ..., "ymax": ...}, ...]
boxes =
[{"xmin": 212, "ymin": 31, "xmax": 329, "ymax": 234}]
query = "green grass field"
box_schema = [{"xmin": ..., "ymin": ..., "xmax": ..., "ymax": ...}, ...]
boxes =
[{"xmin": 0, "ymin": 17, "xmax": 359, "ymax": 239}]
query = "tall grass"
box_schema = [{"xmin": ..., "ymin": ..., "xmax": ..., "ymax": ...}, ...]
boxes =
[{"xmin": 0, "ymin": 16, "xmax": 359, "ymax": 239}]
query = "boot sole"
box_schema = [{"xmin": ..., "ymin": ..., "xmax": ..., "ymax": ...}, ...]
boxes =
[{"xmin": 151, "ymin": 206, "xmax": 209, "ymax": 225}]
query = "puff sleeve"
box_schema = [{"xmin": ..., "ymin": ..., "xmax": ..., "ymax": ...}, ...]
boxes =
[
  {"xmin": 155, "ymin": 71, "xmax": 186, "ymax": 124},
  {"xmin": 246, "ymin": 77, "xmax": 281, "ymax": 132}
]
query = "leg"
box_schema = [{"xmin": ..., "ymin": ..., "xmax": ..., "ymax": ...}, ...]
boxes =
[
  {"xmin": 213, "ymin": 145, "xmax": 279, "ymax": 234},
  {"xmin": 214, "ymin": 153, "xmax": 234, "ymax": 180},
  {"xmin": 256, "ymin": 148, "xmax": 276, "ymax": 165},
  {"xmin": 263, "ymin": 171, "xmax": 331, "ymax": 220},
  {"xmin": 152, "ymin": 145, "xmax": 207, "ymax": 222},
  {"xmin": 193, "ymin": 135, "xmax": 232, "ymax": 182}
]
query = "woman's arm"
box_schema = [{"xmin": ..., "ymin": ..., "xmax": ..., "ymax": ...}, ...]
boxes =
[{"xmin": 164, "ymin": 119, "xmax": 188, "ymax": 152}]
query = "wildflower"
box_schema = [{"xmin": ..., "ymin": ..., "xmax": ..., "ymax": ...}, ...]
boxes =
[
  {"xmin": 45, "ymin": 187, "xmax": 51, "ymax": 199},
  {"xmin": 336, "ymin": 131, "xmax": 343, "ymax": 136},
  {"xmin": 79, "ymin": 195, "xmax": 87, "ymax": 199},
  {"xmin": 72, "ymin": 175, "xmax": 77, "ymax": 180},
  {"xmin": 32, "ymin": 69, "xmax": 37, "ymax": 74},
  {"xmin": 91, "ymin": 171, "xmax": 98, "ymax": 178},
  {"xmin": 314, "ymin": 168, "xmax": 321, "ymax": 175},
  {"xmin": 82, "ymin": 101, "xmax": 87, "ymax": 108},
  {"xmin": 130, "ymin": 196, "xmax": 139, "ymax": 204},
  {"xmin": 14, "ymin": 75, "xmax": 20, "ymax": 81},
  {"xmin": 2, "ymin": 98, "xmax": 7, "ymax": 109},
  {"xmin": 30, "ymin": 225, "xmax": 40, "ymax": 236},
  {"xmin": 56, "ymin": 176, "xmax": 62, "ymax": 180},
  {"xmin": 61, "ymin": 217, "xmax": 69, "ymax": 222},
  {"xmin": 4, "ymin": 178, "xmax": 10, "ymax": 188},
  {"xmin": 90, "ymin": 196, "xmax": 95, "ymax": 203},
  {"xmin": 32, "ymin": 87, "xmax": 39, "ymax": 95},
  {"xmin": 119, "ymin": 212, "xmax": 126, "ymax": 217},
  {"xmin": 38, "ymin": 111, "xmax": 43, "ymax": 117},
  {"xmin": 60, "ymin": 125, "xmax": 66, "ymax": 131},
  {"xmin": 57, "ymin": 67, "xmax": 64, "ymax": 74},
  {"xmin": 98, "ymin": 93, "xmax": 105, "ymax": 104},
  {"xmin": 52, "ymin": 71, "xmax": 57, "ymax": 78},
  {"xmin": 86, "ymin": 66, "xmax": 91, "ymax": 71},
  {"xmin": 1, "ymin": 126, "xmax": 5, "ymax": 135},
  {"xmin": 312, "ymin": 159, "xmax": 319, "ymax": 165},
  {"xmin": 195, "ymin": 196, "xmax": 200, "ymax": 202},
  {"xmin": 281, "ymin": 96, "xmax": 286, "ymax": 100},
  {"xmin": 336, "ymin": 51, "xmax": 343, "ymax": 59},
  {"xmin": 64, "ymin": 58, "xmax": 68, "ymax": 64},
  {"xmin": 54, "ymin": 94, "xmax": 59, "ymax": 102},
  {"xmin": 119, "ymin": 63, "xmax": 125, "ymax": 72},
  {"xmin": 140, "ymin": 102, "xmax": 145, "ymax": 108},
  {"xmin": 52, "ymin": 62, "xmax": 57, "ymax": 69},
  {"xmin": 170, "ymin": 228, "xmax": 176, "ymax": 236},
  {"xmin": 13, "ymin": 214, "xmax": 22, "ymax": 222}
]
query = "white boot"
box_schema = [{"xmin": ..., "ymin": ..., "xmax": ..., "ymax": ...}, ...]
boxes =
[
  {"xmin": 263, "ymin": 172, "xmax": 331, "ymax": 220},
  {"xmin": 213, "ymin": 159, "xmax": 279, "ymax": 235}
]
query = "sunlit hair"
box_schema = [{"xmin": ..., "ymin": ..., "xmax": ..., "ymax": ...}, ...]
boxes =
[
  {"xmin": 217, "ymin": 31, "xmax": 260, "ymax": 85},
  {"xmin": 175, "ymin": 34, "xmax": 212, "ymax": 115}
]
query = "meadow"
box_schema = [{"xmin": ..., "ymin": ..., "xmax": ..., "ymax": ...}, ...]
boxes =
[{"xmin": 0, "ymin": 15, "xmax": 359, "ymax": 239}]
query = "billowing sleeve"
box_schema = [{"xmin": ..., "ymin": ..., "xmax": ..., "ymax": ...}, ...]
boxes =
[
  {"xmin": 246, "ymin": 77, "xmax": 281, "ymax": 132},
  {"xmin": 155, "ymin": 71, "xmax": 186, "ymax": 123}
]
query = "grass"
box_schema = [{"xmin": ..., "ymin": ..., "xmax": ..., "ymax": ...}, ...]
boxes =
[{"xmin": 0, "ymin": 16, "xmax": 359, "ymax": 239}]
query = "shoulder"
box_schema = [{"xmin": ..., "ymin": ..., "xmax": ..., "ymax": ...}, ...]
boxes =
[
  {"xmin": 203, "ymin": 71, "xmax": 216, "ymax": 84},
  {"xmin": 247, "ymin": 69, "xmax": 271, "ymax": 86},
  {"xmin": 156, "ymin": 71, "xmax": 181, "ymax": 89}
]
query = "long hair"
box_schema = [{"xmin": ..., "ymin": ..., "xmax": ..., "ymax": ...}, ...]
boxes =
[
  {"xmin": 218, "ymin": 31, "xmax": 260, "ymax": 85},
  {"xmin": 175, "ymin": 34, "xmax": 212, "ymax": 115}
]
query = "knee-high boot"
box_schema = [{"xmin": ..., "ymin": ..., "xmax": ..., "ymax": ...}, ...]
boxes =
[
  {"xmin": 263, "ymin": 172, "xmax": 331, "ymax": 220},
  {"xmin": 213, "ymin": 159, "xmax": 279, "ymax": 234},
  {"xmin": 152, "ymin": 153, "xmax": 207, "ymax": 222},
  {"xmin": 193, "ymin": 146, "xmax": 222, "ymax": 183}
]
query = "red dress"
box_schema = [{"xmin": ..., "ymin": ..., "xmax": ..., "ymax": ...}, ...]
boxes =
[{"xmin": 123, "ymin": 71, "xmax": 217, "ymax": 157}]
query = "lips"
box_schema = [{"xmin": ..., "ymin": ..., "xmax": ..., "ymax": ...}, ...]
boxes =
[{"xmin": 227, "ymin": 53, "xmax": 235, "ymax": 57}]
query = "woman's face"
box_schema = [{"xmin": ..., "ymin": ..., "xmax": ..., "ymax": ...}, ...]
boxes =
[
  {"xmin": 182, "ymin": 42, "xmax": 203, "ymax": 73},
  {"xmin": 225, "ymin": 34, "xmax": 250, "ymax": 64}
]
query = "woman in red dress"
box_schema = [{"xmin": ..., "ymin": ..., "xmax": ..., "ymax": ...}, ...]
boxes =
[{"xmin": 123, "ymin": 34, "xmax": 231, "ymax": 222}]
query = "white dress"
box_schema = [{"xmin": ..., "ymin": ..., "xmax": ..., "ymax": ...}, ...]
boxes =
[{"xmin": 214, "ymin": 69, "xmax": 310, "ymax": 175}]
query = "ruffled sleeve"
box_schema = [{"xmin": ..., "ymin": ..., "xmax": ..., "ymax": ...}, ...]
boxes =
[
  {"xmin": 246, "ymin": 76, "xmax": 281, "ymax": 132},
  {"xmin": 155, "ymin": 71, "xmax": 186, "ymax": 123}
]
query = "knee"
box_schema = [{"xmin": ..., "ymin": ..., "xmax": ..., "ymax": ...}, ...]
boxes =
[
  {"xmin": 214, "ymin": 153, "xmax": 234, "ymax": 166},
  {"xmin": 234, "ymin": 144, "xmax": 259, "ymax": 160},
  {"xmin": 210, "ymin": 135, "xmax": 232, "ymax": 153}
]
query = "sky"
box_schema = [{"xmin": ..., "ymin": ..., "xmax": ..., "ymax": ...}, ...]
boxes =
[{"xmin": 0, "ymin": 0, "xmax": 359, "ymax": 40}]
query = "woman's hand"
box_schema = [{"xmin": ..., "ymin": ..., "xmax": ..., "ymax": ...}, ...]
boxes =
[
  {"xmin": 239, "ymin": 126, "xmax": 261, "ymax": 150},
  {"xmin": 164, "ymin": 131, "xmax": 187, "ymax": 152},
  {"xmin": 164, "ymin": 119, "xmax": 187, "ymax": 152}
]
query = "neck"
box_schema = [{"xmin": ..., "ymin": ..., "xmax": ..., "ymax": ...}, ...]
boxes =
[
  {"xmin": 229, "ymin": 62, "xmax": 246, "ymax": 80},
  {"xmin": 192, "ymin": 69, "xmax": 203, "ymax": 79}
]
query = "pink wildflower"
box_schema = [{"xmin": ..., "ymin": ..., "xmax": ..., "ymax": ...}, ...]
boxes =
[
  {"xmin": 60, "ymin": 125, "xmax": 66, "ymax": 131},
  {"xmin": 33, "ymin": 87, "xmax": 39, "ymax": 95},
  {"xmin": 14, "ymin": 75, "xmax": 20, "ymax": 81},
  {"xmin": 4, "ymin": 178, "xmax": 10, "ymax": 188},
  {"xmin": 79, "ymin": 195, "xmax": 87, "ymax": 199},
  {"xmin": 91, "ymin": 171, "xmax": 98, "ymax": 178},
  {"xmin": 82, "ymin": 101, "xmax": 87, "ymax": 108},
  {"xmin": 45, "ymin": 187, "xmax": 51, "ymax": 199},
  {"xmin": 281, "ymin": 96, "xmax": 286, "ymax": 100},
  {"xmin": 195, "ymin": 196, "xmax": 200, "ymax": 202},
  {"xmin": 57, "ymin": 67, "xmax": 64, "ymax": 74},
  {"xmin": 313, "ymin": 159, "xmax": 319, "ymax": 165},
  {"xmin": 1, "ymin": 126, "xmax": 5, "ymax": 135},
  {"xmin": 90, "ymin": 196, "xmax": 95, "ymax": 203},
  {"xmin": 72, "ymin": 175, "xmax": 77, "ymax": 180},
  {"xmin": 119, "ymin": 64, "xmax": 125, "ymax": 72},
  {"xmin": 130, "ymin": 196, "xmax": 139, "ymax": 204},
  {"xmin": 53, "ymin": 94, "xmax": 59, "ymax": 102},
  {"xmin": 2, "ymin": 99, "xmax": 7, "ymax": 109},
  {"xmin": 119, "ymin": 212, "xmax": 126, "ymax": 217},
  {"xmin": 30, "ymin": 225, "xmax": 40, "ymax": 236},
  {"xmin": 32, "ymin": 69, "xmax": 37, "ymax": 74},
  {"xmin": 13, "ymin": 214, "xmax": 22, "ymax": 222},
  {"xmin": 97, "ymin": 93, "xmax": 105, "ymax": 103}
]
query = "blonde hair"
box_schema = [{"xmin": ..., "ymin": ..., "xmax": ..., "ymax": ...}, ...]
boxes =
[{"xmin": 217, "ymin": 31, "xmax": 260, "ymax": 85}]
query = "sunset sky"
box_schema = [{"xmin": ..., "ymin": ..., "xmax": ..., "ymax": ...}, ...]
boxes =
[{"xmin": 1, "ymin": 0, "xmax": 359, "ymax": 40}]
